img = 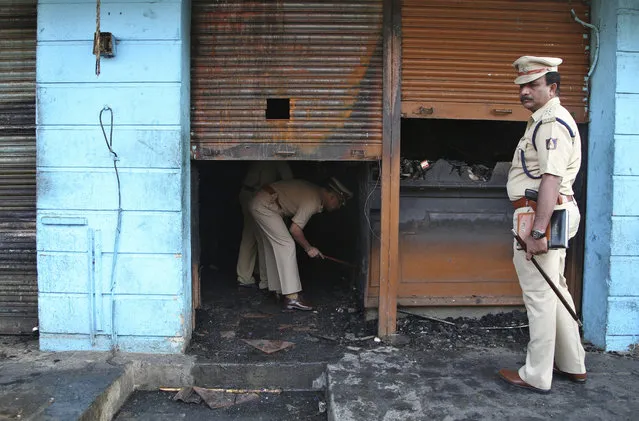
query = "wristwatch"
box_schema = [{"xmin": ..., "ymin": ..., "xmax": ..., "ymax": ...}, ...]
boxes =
[{"xmin": 531, "ymin": 229, "xmax": 546, "ymax": 240}]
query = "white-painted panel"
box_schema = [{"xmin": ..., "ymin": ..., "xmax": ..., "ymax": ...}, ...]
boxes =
[
  {"xmin": 100, "ymin": 253, "xmax": 184, "ymax": 295},
  {"xmin": 619, "ymin": 0, "xmax": 639, "ymax": 10},
  {"xmin": 37, "ymin": 211, "xmax": 184, "ymax": 254},
  {"xmin": 616, "ymin": 94, "xmax": 639, "ymax": 135},
  {"xmin": 37, "ymin": 126, "xmax": 182, "ymax": 169},
  {"xmin": 613, "ymin": 135, "xmax": 639, "ymax": 176},
  {"xmin": 617, "ymin": 52, "xmax": 639, "ymax": 94},
  {"xmin": 37, "ymin": 41, "xmax": 182, "ymax": 83},
  {"xmin": 607, "ymin": 297, "xmax": 639, "ymax": 335},
  {"xmin": 38, "ymin": 293, "xmax": 97, "ymax": 334},
  {"xmin": 37, "ymin": 168, "xmax": 181, "ymax": 211},
  {"xmin": 37, "ymin": 84, "xmax": 181, "ymax": 126},
  {"xmin": 36, "ymin": 223, "xmax": 89, "ymax": 253},
  {"xmin": 38, "ymin": 251, "xmax": 184, "ymax": 295},
  {"xmin": 613, "ymin": 176, "xmax": 639, "ymax": 216},
  {"xmin": 38, "ymin": 2, "xmax": 182, "ymax": 42},
  {"xmin": 611, "ymin": 216, "xmax": 639, "ymax": 256},
  {"xmin": 38, "ymin": 252, "xmax": 90, "ymax": 293},
  {"xmin": 114, "ymin": 296, "xmax": 185, "ymax": 336},
  {"xmin": 39, "ymin": 333, "xmax": 185, "ymax": 353},
  {"xmin": 618, "ymin": 11, "xmax": 639, "ymax": 52},
  {"xmin": 610, "ymin": 256, "xmax": 639, "ymax": 297},
  {"xmin": 605, "ymin": 335, "xmax": 638, "ymax": 352},
  {"xmin": 38, "ymin": 0, "xmax": 180, "ymax": 2}
]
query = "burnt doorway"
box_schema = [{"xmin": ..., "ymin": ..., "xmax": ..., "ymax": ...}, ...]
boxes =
[
  {"xmin": 188, "ymin": 161, "xmax": 377, "ymax": 361},
  {"xmin": 365, "ymin": 118, "xmax": 587, "ymax": 314}
]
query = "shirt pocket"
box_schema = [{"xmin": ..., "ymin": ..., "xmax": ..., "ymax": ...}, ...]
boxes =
[{"xmin": 514, "ymin": 136, "xmax": 530, "ymax": 164}]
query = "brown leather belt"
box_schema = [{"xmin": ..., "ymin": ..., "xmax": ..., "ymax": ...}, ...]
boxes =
[
  {"xmin": 512, "ymin": 194, "xmax": 574, "ymax": 211},
  {"xmin": 260, "ymin": 184, "xmax": 282, "ymax": 208},
  {"xmin": 262, "ymin": 184, "xmax": 276, "ymax": 195}
]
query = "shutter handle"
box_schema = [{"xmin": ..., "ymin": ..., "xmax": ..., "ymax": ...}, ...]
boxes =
[
  {"xmin": 275, "ymin": 150, "xmax": 296, "ymax": 157},
  {"xmin": 417, "ymin": 106, "xmax": 434, "ymax": 115},
  {"xmin": 493, "ymin": 108, "xmax": 513, "ymax": 115}
]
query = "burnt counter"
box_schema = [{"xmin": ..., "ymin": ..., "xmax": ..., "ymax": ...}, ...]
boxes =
[{"xmin": 365, "ymin": 161, "xmax": 523, "ymax": 308}]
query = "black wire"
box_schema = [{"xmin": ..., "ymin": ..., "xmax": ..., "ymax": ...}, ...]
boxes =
[
  {"xmin": 99, "ymin": 107, "xmax": 121, "ymax": 213},
  {"xmin": 99, "ymin": 106, "xmax": 122, "ymax": 350}
]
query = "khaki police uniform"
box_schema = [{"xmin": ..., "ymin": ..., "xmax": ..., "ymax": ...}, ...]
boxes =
[
  {"xmin": 237, "ymin": 162, "xmax": 292, "ymax": 286},
  {"xmin": 249, "ymin": 179, "xmax": 323, "ymax": 295},
  {"xmin": 507, "ymin": 93, "xmax": 585, "ymax": 390}
]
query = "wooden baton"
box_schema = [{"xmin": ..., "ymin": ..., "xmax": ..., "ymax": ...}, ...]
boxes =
[
  {"xmin": 321, "ymin": 254, "xmax": 357, "ymax": 268},
  {"xmin": 511, "ymin": 230, "xmax": 583, "ymax": 328}
]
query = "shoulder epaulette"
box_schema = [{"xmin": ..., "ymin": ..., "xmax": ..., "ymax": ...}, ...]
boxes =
[{"xmin": 522, "ymin": 117, "xmax": 577, "ymax": 180}]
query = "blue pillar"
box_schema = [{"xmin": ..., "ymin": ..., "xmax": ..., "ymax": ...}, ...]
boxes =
[
  {"xmin": 585, "ymin": 0, "xmax": 639, "ymax": 352},
  {"xmin": 36, "ymin": 0, "xmax": 192, "ymax": 353}
]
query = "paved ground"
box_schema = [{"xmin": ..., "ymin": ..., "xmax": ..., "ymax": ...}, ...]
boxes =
[
  {"xmin": 2, "ymin": 333, "xmax": 638, "ymax": 420},
  {"xmin": 327, "ymin": 346, "xmax": 639, "ymax": 421},
  {"xmin": 2, "ymin": 269, "xmax": 638, "ymax": 420}
]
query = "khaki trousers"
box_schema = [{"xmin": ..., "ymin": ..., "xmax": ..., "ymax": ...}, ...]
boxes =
[
  {"xmin": 513, "ymin": 201, "xmax": 586, "ymax": 390},
  {"xmin": 236, "ymin": 188, "xmax": 267, "ymax": 286},
  {"xmin": 249, "ymin": 190, "xmax": 302, "ymax": 295}
]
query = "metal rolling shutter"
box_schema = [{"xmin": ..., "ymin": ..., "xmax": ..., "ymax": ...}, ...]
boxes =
[
  {"xmin": 402, "ymin": 0, "xmax": 590, "ymax": 122},
  {"xmin": 191, "ymin": 0, "xmax": 383, "ymax": 161},
  {"xmin": 0, "ymin": 1, "xmax": 37, "ymax": 334}
]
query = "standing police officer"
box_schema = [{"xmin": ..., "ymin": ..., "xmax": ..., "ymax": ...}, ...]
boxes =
[{"xmin": 499, "ymin": 56, "xmax": 587, "ymax": 393}]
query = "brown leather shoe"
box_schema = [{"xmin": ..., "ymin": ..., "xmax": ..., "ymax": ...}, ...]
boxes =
[
  {"xmin": 498, "ymin": 369, "xmax": 550, "ymax": 394},
  {"xmin": 282, "ymin": 296, "xmax": 313, "ymax": 311},
  {"xmin": 553, "ymin": 365, "xmax": 587, "ymax": 383}
]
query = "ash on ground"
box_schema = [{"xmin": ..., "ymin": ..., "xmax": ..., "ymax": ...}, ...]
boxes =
[
  {"xmin": 396, "ymin": 310, "xmax": 531, "ymax": 352},
  {"xmin": 187, "ymin": 265, "xmax": 546, "ymax": 362}
]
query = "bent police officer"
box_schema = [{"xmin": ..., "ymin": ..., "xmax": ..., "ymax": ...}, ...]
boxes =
[{"xmin": 249, "ymin": 177, "xmax": 352, "ymax": 311}]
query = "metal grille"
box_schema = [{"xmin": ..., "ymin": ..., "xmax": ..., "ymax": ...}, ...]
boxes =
[
  {"xmin": 0, "ymin": 0, "xmax": 37, "ymax": 334},
  {"xmin": 191, "ymin": 0, "xmax": 384, "ymax": 160},
  {"xmin": 402, "ymin": 0, "xmax": 590, "ymax": 122}
]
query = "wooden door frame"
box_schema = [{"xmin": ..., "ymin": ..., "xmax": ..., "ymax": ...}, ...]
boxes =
[{"xmin": 378, "ymin": 0, "xmax": 401, "ymax": 338}]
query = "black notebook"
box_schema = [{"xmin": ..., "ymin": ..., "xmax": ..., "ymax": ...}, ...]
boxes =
[{"xmin": 549, "ymin": 209, "xmax": 569, "ymax": 249}]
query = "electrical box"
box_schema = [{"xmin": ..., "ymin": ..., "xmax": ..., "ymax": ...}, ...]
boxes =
[{"xmin": 94, "ymin": 32, "xmax": 116, "ymax": 58}]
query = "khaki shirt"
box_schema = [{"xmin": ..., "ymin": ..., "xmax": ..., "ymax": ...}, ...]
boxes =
[
  {"xmin": 243, "ymin": 161, "xmax": 293, "ymax": 190},
  {"xmin": 506, "ymin": 97, "xmax": 581, "ymax": 201},
  {"xmin": 270, "ymin": 179, "xmax": 323, "ymax": 229}
]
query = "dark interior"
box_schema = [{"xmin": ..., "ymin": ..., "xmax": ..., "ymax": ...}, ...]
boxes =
[
  {"xmin": 196, "ymin": 160, "xmax": 368, "ymax": 300},
  {"xmin": 401, "ymin": 118, "xmax": 526, "ymax": 168}
]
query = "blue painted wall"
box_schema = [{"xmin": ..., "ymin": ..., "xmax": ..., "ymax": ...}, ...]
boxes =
[
  {"xmin": 36, "ymin": 0, "xmax": 192, "ymax": 353},
  {"xmin": 585, "ymin": 0, "xmax": 639, "ymax": 351}
]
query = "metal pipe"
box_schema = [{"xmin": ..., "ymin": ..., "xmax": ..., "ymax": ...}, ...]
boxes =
[
  {"xmin": 88, "ymin": 229, "xmax": 96, "ymax": 346},
  {"xmin": 571, "ymin": 9, "xmax": 599, "ymax": 81}
]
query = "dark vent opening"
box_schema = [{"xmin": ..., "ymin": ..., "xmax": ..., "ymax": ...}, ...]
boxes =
[{"xmin": 266, "ymin": 98, "xmax": 290, "ymax": 120}]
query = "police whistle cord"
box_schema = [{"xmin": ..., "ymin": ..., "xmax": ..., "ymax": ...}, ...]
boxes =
[
  {"xmin": 321, "ymin": 254, "xmax": 357, "ymax": 268},
  {"xmin": 511, "ymin": 230, "xmax": 583, "ymax": 328}
]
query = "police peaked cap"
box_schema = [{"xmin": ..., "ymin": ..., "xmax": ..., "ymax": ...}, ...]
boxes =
[
  {"xmin": 326, "ymin": 177, "xmax": 353, "ymax": 205},
  {"xmin": 513, "ymin": 56, "xmax": 563, "ymax": 85}
]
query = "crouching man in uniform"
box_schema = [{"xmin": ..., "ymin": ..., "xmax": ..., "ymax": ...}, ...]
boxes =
[
  {"xmin": 249, "ymin": 177, "xmax": 352, "ymax": 311},
  {"xmin": 498, "ymin": 56, "xmax": 587, "ymax": 393}
]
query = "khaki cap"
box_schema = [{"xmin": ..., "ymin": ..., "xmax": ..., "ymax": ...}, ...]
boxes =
[
  {"xmin": 512, "ymin": 56, "xmax": 562, "ymax": 84},
  {"xmin": 326, "ymin": 177, "xmax": 353, "ymax": 206}
]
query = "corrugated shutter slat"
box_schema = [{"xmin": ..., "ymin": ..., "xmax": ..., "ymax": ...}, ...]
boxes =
[
  {"xmin": 191, "ymin": 0, "xmax": 383, "ymax": 160},
  {"xmin": 0, "ymin": 0, "xmax": 37, "ymax": 334},
  {"xmin": 401, "ymin": 0, "xmax": 590, "ymax": 122}
]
